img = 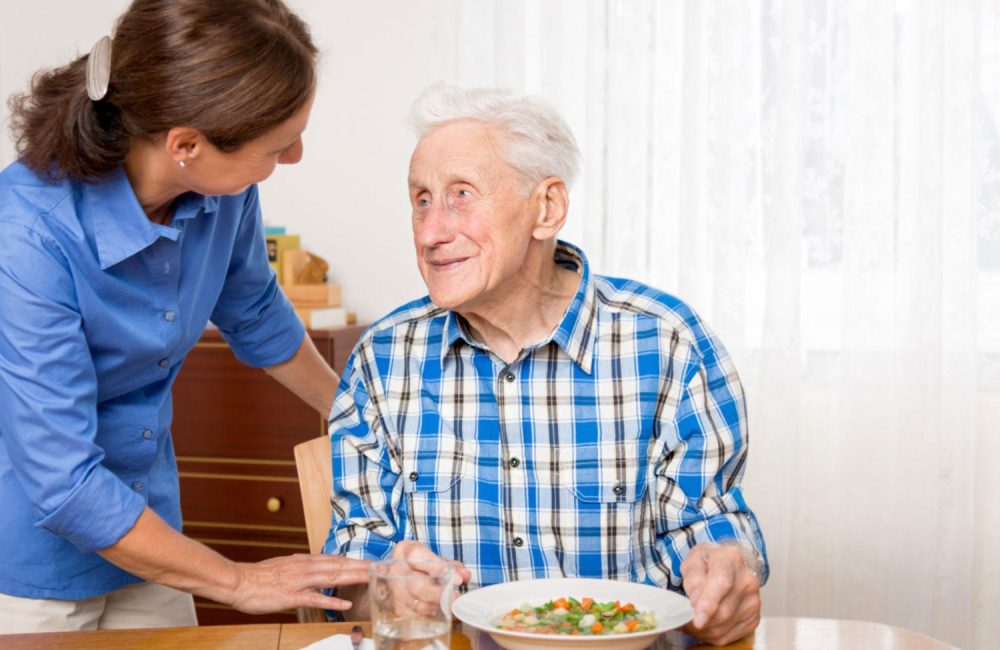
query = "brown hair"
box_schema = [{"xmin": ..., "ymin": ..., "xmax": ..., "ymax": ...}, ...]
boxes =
[{"xmin": 7, "ymin": 0, "xmax": 317, "ymax": 181}]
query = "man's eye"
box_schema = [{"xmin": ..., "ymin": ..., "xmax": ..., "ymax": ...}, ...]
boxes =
[{"xmin": 456, "ymin": 189, "xmax": 472, "ymax": 199}]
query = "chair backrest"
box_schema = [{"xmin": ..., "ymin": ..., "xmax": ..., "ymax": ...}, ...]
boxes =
[{"xmin": 294, "ymin": 434, "xmax": 333, "ymax": 555}]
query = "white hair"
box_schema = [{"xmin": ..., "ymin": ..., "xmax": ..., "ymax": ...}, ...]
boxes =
[{"xmin": 410, "ymin": 82, "xmax": 582, "ymax": 191}]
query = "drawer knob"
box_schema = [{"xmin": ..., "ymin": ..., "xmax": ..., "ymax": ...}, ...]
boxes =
[{"xmin": 266, "ymin": 497, "xmax": 283, "ymax": 513}]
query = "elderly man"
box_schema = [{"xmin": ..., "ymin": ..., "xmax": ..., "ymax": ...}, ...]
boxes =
[{"xmin": 325, "ymin": 84, "xmax": 768, "ymax": 646}]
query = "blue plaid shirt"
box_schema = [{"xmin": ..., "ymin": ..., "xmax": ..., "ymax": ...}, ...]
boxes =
[{"xmin": 325, "ymin": 241, "xmax": 767, "ymax": 591}]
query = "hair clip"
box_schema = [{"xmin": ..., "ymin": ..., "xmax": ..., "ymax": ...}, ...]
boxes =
[{"xmin": 86, "ymin": 36, "xmax": 112, "ymax": 101}]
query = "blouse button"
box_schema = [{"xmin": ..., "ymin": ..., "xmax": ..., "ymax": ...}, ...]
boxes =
[
  {"xmin": 613, "ymin": 483, "xmax": 625, "ymax": 496},
  {"xmin": 504, "ymin": 371, "xmax": 516, "ymax": 383},
  {"xmin": 512, "ymin": 537, "xmax": 524, "ymax": 547},
  {"xmin": 509, "ymin": 457, "xmax": 520, "ymax": 468},
  {"xmin": 409, "ymin": 471, "xmax": 419, "ymax": 482}
]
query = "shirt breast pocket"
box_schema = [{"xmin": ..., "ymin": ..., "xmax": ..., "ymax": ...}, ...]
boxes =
[
  {"xmin": 560, "ymin": 423, "xmax": 650, "ymax": 581},
  {"xmin": 400, "ymin": 432, "xmax": 468, "ymax": 544}
]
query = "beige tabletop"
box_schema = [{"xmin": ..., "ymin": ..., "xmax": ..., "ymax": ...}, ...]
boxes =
[{"xmin": 0, "ymin": 616, "xmax": 958, "ymax": 649}]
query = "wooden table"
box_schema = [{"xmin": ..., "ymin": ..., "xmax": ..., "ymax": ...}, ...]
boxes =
[{"xmin": 0, "ymin": 617, "xmax": 958, "ymax": 649}]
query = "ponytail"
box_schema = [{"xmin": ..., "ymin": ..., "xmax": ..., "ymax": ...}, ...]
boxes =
[
  {"xmin": 6, "ymin": 0, "xmax": 317, "ymax": 184},
  {"xmin": 8, "ymin": 55, "xmax": 130, "ymax": 181}
]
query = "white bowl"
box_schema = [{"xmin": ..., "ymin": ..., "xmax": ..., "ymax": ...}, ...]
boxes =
[{"xmin": 452, "ymin": 578, "xmax": 692, "ymax": 650}]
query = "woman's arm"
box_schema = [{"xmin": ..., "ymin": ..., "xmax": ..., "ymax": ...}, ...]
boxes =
[
  {"xmin": 264, "ymin": 333, "xmax": 340, "ymax": 415},
  {"xmin": 99, "ymin": 507, "xmax": 369, "ymax": 613}
]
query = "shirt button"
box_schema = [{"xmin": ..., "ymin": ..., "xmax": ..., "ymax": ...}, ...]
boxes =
[
  {"xmin": 164, "ymin": 310, "xmax": 176, "ymax": 322},
  {"xmin": 509, "ymin": 457, "xmax": 520, "ymax": 468},
  {"xmin": 163, "ymin": 262, "xmax": 171, "ymax": 274},
  {"xmin": 158, "ymin": 358, "xmax": 170, "ymax": 368},
  {"xmin": 409, "ymin": 471, "xmax": 419, "ymax": 482},
  {"xmin": 504, "ymin": 371, "xmax": 516, "ymax": 383},
  {"xmin": 142, "ymin": 429, "xmax": 153, "ymax": 440},
  {"xmin": 132, "ymin": 481, "xmax": 144, "ymax": 492},
  {"xmin": 613, "ymin": 483, "xmax": 625, "ymax": 496},
  {"xmin": 512, "ymin": 537, "xmax": 524, "ymax": 547}
]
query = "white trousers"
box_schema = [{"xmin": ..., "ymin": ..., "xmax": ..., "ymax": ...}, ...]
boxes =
[{"xmin": 0, "ymin": 581, "xmax": 197, "ymax": 633}]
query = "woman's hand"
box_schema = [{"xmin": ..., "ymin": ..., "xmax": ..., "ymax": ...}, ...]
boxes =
[
  {"xmin": 98, "ymin": 509, "xmax": 372, "ymax": 616},
  {"xmin": 229, "ymin": 553, "xmax": 371, "ymax": 614}
]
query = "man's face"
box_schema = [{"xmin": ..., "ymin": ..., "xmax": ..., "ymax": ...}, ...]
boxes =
[{"xmin": 407, "ymin": 120, "xmax": 538, "ymax": 312}]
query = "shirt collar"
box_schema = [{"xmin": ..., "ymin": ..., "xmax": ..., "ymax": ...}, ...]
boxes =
[
  {"xmin": 548, "ymin": 241, "xmax": 597, "ymax": 374},
  {"xmin": 440, "ymin": 240, "xmax": 597, "ymax": 374},
  {"xmin": 83, "ymin": 167, "xmax": 219, "ymax": 270}
]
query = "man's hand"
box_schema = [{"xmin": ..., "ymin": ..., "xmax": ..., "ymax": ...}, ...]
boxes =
[
  {"xmin": 680, "ymin": 541, "xmax": 761, "ymax": 646},
  {"xmin": 341, "ymin": 542, "xmax": 472, "ymax": 621},
  {"xmin": 390, "ymin": 541, "xmax": 472, "ymax": 587},
  {"xmin": 371, "ymin": 542, "xmax": 472, "ymax": 620}
]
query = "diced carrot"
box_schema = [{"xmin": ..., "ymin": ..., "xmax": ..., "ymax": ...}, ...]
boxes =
[
  {"xmin": 620, "ymin": 602, "xmax": 635, "ymax": 613},
  {"xmin": 553, "ymin": 598, "xmax": 569, "ymax": 610},
  {"xmin": 591, "ymin": 622, "xmax": 603, "ymax": 634},
  {"xmin": 581, "ymin": 597, "xmax": 593, "ymax": 611},
  {"xmin": 626, "ymin": 620, "xmax": 639, "ymax": 631},
  {"xmin": 614, "ymin": 600, "xmax": 622, "ymax": 611},
  {"xmin": 508, "ymin": 609, "xmax": 521, "ymax": 617}
]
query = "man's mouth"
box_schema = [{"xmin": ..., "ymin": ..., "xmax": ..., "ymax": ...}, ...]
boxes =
[{"xmin": 429, "ymin": 256, "xmax": 469, "ymax": 271}]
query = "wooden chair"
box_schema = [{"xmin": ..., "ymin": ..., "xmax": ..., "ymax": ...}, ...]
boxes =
[{"xmin": 293, "ymin": 434, "xmax": 334, "ymax": 622}]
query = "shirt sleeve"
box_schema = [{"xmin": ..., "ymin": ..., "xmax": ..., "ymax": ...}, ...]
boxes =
[
  {"xmin": 210, "ymin": 184, "xmax": 305, "ymax": 367},
  {"xmin": 652, "ymin": 340, "xmax": 769, "ymax": 587},
  {"xmin": 323, "ymin": 345, "xmax": 404, "ymax": 561},
  {"xmin": 0, "ymin": 223, "xmax": 146, "ymax": 553}
]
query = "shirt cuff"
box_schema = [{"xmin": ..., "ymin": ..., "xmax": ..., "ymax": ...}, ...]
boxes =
[
  {"xmin": 325, "ymin": 532, "xmax": 395, "ymax": 562},
  {"xmin": 35, "ymin": 466, "xmax": 146, "ymax": 554},
  {"xmin": 222, "ymin": 294, "xmax": 306, "ymax": 368}
]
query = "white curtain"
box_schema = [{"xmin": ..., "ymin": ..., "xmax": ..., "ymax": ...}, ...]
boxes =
[{"xmin": 441, "ymin": 1, "xmax": 1000, "ymax": 648}]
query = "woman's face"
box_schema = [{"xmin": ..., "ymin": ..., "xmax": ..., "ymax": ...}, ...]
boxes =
[{"xmin": 182, "ymin": 92, "xmax": 315, "ymax": 196}]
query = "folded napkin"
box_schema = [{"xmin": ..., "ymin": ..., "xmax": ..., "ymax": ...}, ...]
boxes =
[{"xmin": 298, "ymin": 634, "xmax": 375, "ymax": 650}]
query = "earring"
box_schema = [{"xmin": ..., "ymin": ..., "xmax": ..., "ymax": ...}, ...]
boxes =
[{"xmin": 178, "ymin": 160, "xmax": 186, "ymax": 168}]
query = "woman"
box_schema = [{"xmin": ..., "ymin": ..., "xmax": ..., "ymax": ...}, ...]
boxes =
[{"xmin": 0, "ymin": 0, "xmax": 368, "ymax": 633}]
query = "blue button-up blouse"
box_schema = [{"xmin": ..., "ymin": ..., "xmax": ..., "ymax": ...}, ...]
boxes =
[{"xmin": 0, "ymin": 161, "xmax": 305, "ymax": 599}]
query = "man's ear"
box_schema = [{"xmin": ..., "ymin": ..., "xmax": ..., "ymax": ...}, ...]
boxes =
[
  {"xmin": 530, "ymin": 177, "xmax": 569, "ymax": 241},
  {"xmin": 164, "ymin": 127, "xmax": 205, "ymax": 166}
]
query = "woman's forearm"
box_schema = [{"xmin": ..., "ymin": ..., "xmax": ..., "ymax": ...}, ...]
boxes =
[
  {"xmin": 264, "ymin": 333, "xmax": 340, "ymax": 415},
  {"xmin": 99, "ymin": 507, "xmax": 372, "ymax": 613},
  {"xmin": 98, "ymin": 507, "xmax": 242, "ymax": 605}
]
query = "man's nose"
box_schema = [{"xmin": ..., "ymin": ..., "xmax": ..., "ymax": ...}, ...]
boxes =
[{"xmin": 415, "ymin": 200, "xmax": 455, "ymax": 245}]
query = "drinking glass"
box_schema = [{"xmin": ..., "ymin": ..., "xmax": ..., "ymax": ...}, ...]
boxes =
[{"xmin": 368, "ymin": 558, "xmax": 454, "ymax": 650}]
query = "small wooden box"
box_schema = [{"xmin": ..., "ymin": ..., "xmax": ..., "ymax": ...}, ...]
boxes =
[{"xmin": 282, "ymin": 283, "xmax": 342, "ymax": 308}]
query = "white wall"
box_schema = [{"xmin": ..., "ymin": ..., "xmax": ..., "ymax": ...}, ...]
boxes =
[
  {"xmin": 260, "ymin": 1, "xmax": 458, "ymax": 321},
  {"xmin": 0, "ymin": 0, "xmax": 129, "ymax": 161},
  {"xmin": 0, "ymin": 0, "xmax": 459, "ymax": 322}
]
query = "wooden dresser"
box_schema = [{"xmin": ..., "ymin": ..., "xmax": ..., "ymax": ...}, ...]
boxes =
[{"xmin": 171, "ymin": 325, "xmax": 366, "ymax": 625}]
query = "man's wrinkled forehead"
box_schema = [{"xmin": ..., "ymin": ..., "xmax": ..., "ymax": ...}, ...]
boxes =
[{"xmin": 407, "ymin": 121, "xmax": 510, "ymax": 187}]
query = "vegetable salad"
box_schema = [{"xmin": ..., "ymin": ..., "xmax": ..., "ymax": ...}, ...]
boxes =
[{"xmin": 495, "ymin": 597, "xmax": 656, "ymax": 635}]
